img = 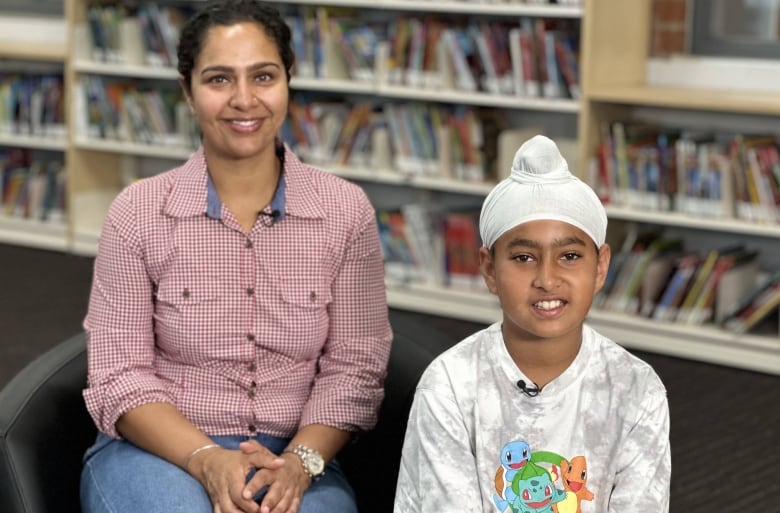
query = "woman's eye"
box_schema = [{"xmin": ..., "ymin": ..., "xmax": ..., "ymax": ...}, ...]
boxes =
[{"xmin": 208, "ymin": 75, "xmax": 228, "ymax": 84}]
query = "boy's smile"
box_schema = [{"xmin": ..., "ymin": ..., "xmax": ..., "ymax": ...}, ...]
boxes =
[{"xmin": 480, "ymin": 220, "xmax": 610, "ymax": 349}]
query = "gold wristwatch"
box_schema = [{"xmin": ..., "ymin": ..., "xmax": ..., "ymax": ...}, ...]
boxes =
[{"xmin": 283, "ymin": 444, "xmax": 325, "ymax": 480}]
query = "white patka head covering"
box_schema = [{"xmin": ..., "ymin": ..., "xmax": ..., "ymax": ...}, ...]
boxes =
[{"xmin": 479, "ymin": 134, "xmax": 607, "ymax": 249}]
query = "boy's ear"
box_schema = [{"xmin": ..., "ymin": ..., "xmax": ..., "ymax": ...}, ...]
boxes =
[
  {"xmin": 594, "ymin": 243, "xmax": 611, "ymax": 293},
  {"xmin": 479, "ymin": 246, "xmax": 498, "ymax": 295}
]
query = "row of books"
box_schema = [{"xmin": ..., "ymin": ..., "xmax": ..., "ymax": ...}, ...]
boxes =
[
  {"xmin": 85, "ymin": 3, "xmax": 191, "ymax": 67},
  {"xmin": 83, "ymin": 3, "xmax": 581, "ymax": 100},
  {"xmin": 379, "ymin": 207, "xmax": 779, "ymax": 335},
  {"xmin": 0, "ymin": 73, "xmax": 65, "ymax": 138},
  {"xmin": 377, "ymin": 205, "xmax": 486, "ymax": 291},
  {"xmin": 284, "ymin": 7, "xmax": 580, "ymax": 99},
  {"xmin": 597, "ymin": 228, "xmax": 778, "ymax": 334},
  {"xmin": 593, "ymin": 122, "xmax": 780, "ymax": 224},
  {"xmin": 75, "ymin": 75, "xmax": 200, "ymax": 148},
  {"xmin": 388, "ymin": 15, "xmax": 578, "ymax": 98},
  {"xmin": 0, "ymin": 149, "xmax": 66, "ymax": 223},
  {"xmin": 283, "ymin": 97, "xmax": 496, "ymax": 183}
]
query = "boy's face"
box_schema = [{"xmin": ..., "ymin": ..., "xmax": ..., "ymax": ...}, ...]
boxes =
[{"xmin": 480, "ymin": 220, "xmax": 611, "ymax": 345}]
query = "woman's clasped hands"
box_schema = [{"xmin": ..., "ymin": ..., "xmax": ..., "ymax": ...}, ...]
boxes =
[{"xmin": 186, "ymin": 440, "xmax": 311, "ymax": 513}]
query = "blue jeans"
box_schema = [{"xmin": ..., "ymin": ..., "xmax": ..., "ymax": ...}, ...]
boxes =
[{"xmin": 81, "ymin": 432, "xmax": 357, "ymax": 513}]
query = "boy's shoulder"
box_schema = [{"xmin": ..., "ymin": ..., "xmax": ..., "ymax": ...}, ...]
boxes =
[
  {"xmin": 585, "ymin": 324, "xmax": 667, "ymax": 394},
  {"xmin": 416, "ymin": 323, "xmax": 500, "ymax": 388}
]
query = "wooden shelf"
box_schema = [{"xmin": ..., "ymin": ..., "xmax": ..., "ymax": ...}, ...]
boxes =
[
  {"xmin": 0, "ymin": 216, "xmax": 68, "ymax": 252},
  {"xmin": 74, "ymin": 138, "xmax": 195, "ymax": 160},
  {"xmin": 605, "ymin": 206, "xmax": 780, "ymax": 239},
  {"xmin": 0, "ymin": 41, "xmax": 66, "ymax": 62},
  {"xmin": 0, "ymin": 133, "xmax": 67, "ymax": 152},
  {"xmin": 277, "ymin": 0, "xmax": 583, "ymax": 18},
  {"xmin": 587, "ymin": 85, "xmax": 780, "ymax": 116}
]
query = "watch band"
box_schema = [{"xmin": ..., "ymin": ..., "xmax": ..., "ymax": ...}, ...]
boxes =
[{"xmin": 283, "ymin": 444, "xmax": 325, "ymax": 480}]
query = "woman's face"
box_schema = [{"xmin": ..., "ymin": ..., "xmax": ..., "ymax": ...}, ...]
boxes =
[{"xmin": 183, "ymin": 22, "xmax": 289, "ymax": 163}]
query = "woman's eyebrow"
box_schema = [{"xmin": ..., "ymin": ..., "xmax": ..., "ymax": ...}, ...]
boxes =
[{"xmin": 200, "ymin": 61, "xmax": 281, "ymax": 75}]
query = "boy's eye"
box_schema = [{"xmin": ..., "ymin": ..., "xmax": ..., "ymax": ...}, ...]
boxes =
[
  {"xmin": 511, "ymin": 254, "xmax": 533, "ymax": 263},
  {"xmin": 561, "ymin": 252, "xmax": 581, "ymax": 261}
]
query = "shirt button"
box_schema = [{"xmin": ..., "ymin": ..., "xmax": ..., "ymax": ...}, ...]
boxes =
[
  {"xmin": 309, "ymin": 291, "xmax": 317, "ymax": 301},
  {"xmin": 245, "ymin": 239, "xmax": 253, "ymax": 249},
  {"xmin": 182, "ymin": 288, "xmax": 190, "ymax": 299},
  {"xmin": 246, "ymin": 287, "xmax": 255, "ymax": 296},
  {"xmin": 251, "ymin": 381, "xmax": 257, "ymax": 388},
  {"xmin": 247, "ymin": 390, "xmax": 256, "ymax": 399},
  {"xmin": 246, "ymin": 333, "xmax": 255, "ymax": 342},
  {"xmin": 248, "ymin": 363, "xmax": 256, "ymax": 372},
  {"xmin": 248, "ymin": 425, "xmax": 256, "ymax": 433}
]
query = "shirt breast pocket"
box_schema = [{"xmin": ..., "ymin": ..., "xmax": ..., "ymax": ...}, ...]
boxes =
[
  {"xmin": 154, "ymin": 277, "xmax": 221, "ymax": 351},
  {"xmin": 277, "ymin": 280, "xmax": 332, "ymax": 356}
]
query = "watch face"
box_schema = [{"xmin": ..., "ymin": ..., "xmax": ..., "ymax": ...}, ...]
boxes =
[{"xmin": 304, "ymin": 452, "xmax": 325, "ymax": 475}]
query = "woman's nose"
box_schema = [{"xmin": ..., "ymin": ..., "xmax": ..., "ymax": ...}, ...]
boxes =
[{"xmin": 230, "ymin": 80, "xmax": 258, "ymax": 109}]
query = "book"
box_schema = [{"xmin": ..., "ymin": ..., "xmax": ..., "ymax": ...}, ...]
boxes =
[
  {"xmin": 443, "ymin": 211, "xmax": 482, "ymax": 290},
  {"xmin": 638, "ymin": 250, "xmax": 680, "ymax": 318},
  {"xmin": 676, "ymin": 248, "xmax": 720, "ymax": 323},
  {"xmin": 518, "ymin": 18, "xmax": 541, "ymax": 97},
  {"xmin": 652, "ymin": 253, "xmax": 701, "ymax": 321},
  {"xmin": 713, "ymin": 256, "xmax": 760, "ymax": 324},
  {"xmin": 402, "ymin": 203, "xmax": 446, "ymax": 286},
  {"xmin": 723, "ymin": 278, "xmax": 780, "ymax": 334},
  {"xmin": 719, "ymin": 270, "xmax": 780, "ymax": 327},
  {"xmin": 688, "ymin": 248, "xmax": 759, "ymax": 325}
]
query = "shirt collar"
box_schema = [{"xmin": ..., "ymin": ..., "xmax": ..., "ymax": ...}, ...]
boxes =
[
  {"xmin": 205, "ymin": 168, "xmax": 287, "ymax": 221},
  {"xmin": 164, "ymin": 144, "xmax": 325, "ymax": 221}
]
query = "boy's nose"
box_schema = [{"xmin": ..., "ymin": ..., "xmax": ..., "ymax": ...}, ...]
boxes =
[{"xmin": 532, "ymin": 261, "xmax": 559, "ymax": 290}]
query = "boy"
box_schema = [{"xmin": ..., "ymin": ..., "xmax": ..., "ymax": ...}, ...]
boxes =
[{"xmin": 394, "ymin": 135, "xmax": 670, "ymax": 513}]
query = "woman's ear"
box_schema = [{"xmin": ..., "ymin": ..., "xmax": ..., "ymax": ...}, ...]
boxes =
[
  {"xmin": 480, "ymin": 246, "xmax": 498, "ymax": 295},
  {"xmin": 178, "ymin": 77, "xmax": 195, "ymax": 114}
]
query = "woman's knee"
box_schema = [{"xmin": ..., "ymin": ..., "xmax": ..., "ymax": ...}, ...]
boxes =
[{"xmin": 80, "ymin": 437, "xmax": 211, "ymax": 513}]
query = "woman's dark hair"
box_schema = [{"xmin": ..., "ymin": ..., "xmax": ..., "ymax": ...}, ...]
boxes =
[{"xmin": 177, "ymin": 0, "xmax": 295, "ymax": 92}]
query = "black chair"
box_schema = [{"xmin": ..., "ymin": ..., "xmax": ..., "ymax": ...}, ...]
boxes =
[{"xmin": 0, "ymin": 310, "xmax": 455, "ymax": 513}]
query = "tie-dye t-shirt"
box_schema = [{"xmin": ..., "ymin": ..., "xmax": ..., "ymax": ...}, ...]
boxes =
[{"xmin": 394, "ymin": 322, "xmax": 670, "ymax": 513}]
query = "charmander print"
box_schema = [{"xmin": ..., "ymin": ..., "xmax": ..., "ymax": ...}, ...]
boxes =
[{"xmin": 493, "ymin": 442, "xmax": 594, "ymax": 513}]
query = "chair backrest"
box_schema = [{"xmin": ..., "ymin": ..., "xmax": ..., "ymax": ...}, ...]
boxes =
[
  {"xmin": 340, "ymin": 310, "xmax": 456, "ymax": 513},
  {"xmin": 0, "ymin": 312, "xmax": 457, "ymax": 513},
  {"xmin": 0, "ymin": 333, "xmax": 96, "ymax": 513}
]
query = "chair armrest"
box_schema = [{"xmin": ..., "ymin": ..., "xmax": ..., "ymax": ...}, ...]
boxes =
[{"xmin": 0, "ymin": 332, "xmax": 95, "ymax": 513}]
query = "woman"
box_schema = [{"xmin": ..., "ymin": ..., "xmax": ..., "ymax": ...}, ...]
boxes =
[{"xmin": 80, "ymin": 2, "xmax": 392, "ymax": 512}]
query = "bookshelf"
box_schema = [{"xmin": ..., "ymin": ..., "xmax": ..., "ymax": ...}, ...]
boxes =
[
  {"xmin": 0, "ymin": 14, "xmax": 68, "ymax": 252},
  {"xmin": 576, "ymin": 0, "xmax": 780, "ymax": 374},
  {"xmin": 1, "ymin": 0, "xmax": 776, "ymax": 374},
  {"xmin": 61, "ymin": 3, "xmax": 584, "ymax": 276}
]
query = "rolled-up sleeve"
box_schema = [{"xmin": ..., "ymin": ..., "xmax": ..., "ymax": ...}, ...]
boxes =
[
  {"xmin": 300, "ymin": 195, "xmax": 392, "ymax": 432},
  {"xmin": 83, "ymin": 191, "xmax": 175, "ymax": 438}
]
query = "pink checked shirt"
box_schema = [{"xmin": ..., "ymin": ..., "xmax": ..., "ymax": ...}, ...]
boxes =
[{"xmin": 83, "ymin": 146, "xmax": 392, "ymax": 439}]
